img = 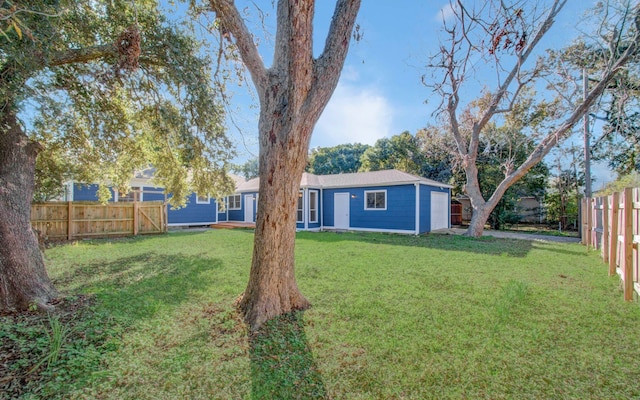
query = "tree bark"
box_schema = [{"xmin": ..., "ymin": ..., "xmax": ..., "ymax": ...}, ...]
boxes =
[
  {"xmin": 0, "ymin": 110, "xmax": 58, "ymax": 312},
  {"xmin": 238, "ymin": 87, "xmax": 314, "ymax": 329}
]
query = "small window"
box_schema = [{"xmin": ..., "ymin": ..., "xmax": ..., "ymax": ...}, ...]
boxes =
[
  {"xmin": 196, "ymin": 194, "xmax": 210, "ymax": 204},
  {"xmin": 297, "ymin": 191, "xmax": 304, "ymax": 223},
  {"xmin": 118, "ymin": 187, "xmax": 141, "ymax": 202},
  {"xmin": 365, "ymin": 190, "xmax": 386, "ymax": 210},
  {"xmin": 217, "ymin": 198, "xmax": 225, "ymax": 212},
  {"xmin": 309, "ymin": 190, "xmax": 318, "ymax": 223},
  {"xmin": 228, "ymin": 194, "xmax": 241, "ymax": 210}
]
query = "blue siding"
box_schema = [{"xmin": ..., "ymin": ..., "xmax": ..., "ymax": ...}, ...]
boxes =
[
  {"xmin": 73, "ymin": 183, "xmax": 115, "ymax": 201},
  {"xmin": 167, "ymin": 193, "xmax": 217, "ymax": 225},
  {"xmin": 323, "ymin": 184, "xmax": 417, "ymax": 232},
  {"xmin": 217, "ymin": 208, "xmax": 228, "ymax": 222},
  {"xmin": 419, "ymin": 184, "xmax": 431, "ymax": 234}
]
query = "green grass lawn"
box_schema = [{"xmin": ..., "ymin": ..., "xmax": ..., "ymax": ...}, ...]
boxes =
[{"xmin": 2, "ymin": 229, "xmax": 640, "ymax": 399}]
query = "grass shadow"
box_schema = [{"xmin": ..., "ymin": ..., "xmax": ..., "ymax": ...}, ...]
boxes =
[
  {"xmin": 296, "ymin": 230, "xmax": 536, "ymax": 258},
  {"xmin": 53, "ymin": 252, "xmax": 223, "ymax": 322},
  {"xmin": 250, "ymin": 311, "xmax": 327, "ymax": 400}
]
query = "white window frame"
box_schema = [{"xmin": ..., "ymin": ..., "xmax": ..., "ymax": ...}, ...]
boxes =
[
  {"xmin": 117, "ymin": 187, "xmax": 142, "ymax": 202},
  {"xmin": 296, "ymin": 190, "xmax": 304, "ymax": 223},
  {"xmin": 196, "ymin": 193, "xmax": 210, "ymax": 204},
  {"xmin": 228, "ymin": 194, "xmax": 241, "ymax": 210},
  {"xmin": 217, "ymin": 198, "xmax": 225, "ymax": 212},
  {"xmin": 308, "ymin": 190, "xmax": 318, "ymax": 223},
  {"xmin": 364, "ymin": 190, "xmax": 387, "ymax": 210}
]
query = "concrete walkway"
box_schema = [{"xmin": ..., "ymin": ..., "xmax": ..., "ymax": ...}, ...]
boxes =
[{"xmin": 433, "ymin": 228, "xmax": 581, "ymax": 243}]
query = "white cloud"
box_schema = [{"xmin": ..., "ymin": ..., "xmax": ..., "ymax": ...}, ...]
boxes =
[
  {"xmin": 312, "ymin": 83, "xmax": 394, "ymax": 148},
  {"xmin": 436, "ymin": 3, "xmax": 457, "ymax": 23}
]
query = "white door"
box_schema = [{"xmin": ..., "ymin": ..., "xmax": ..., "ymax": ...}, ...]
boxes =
[
  {"xmin": 430, "ymin": 192, "xmax": 449, "ymax": 231},
  {"xmin": 334, "ymin": 192, "xmax": 350, "ymax": 229},
  {"xmin": 244, "ymin": 195, "xmax": 254, "ymax": 222}
]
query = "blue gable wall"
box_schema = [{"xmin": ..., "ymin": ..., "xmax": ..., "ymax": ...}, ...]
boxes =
[{"xmin": 323, "ymin": 184, "xmax": 416, "ymax": 232}]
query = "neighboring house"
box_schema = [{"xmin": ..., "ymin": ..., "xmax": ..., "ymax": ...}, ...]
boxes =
[
  {"xmin": 218, "ymin": 169, "xmax": 452, "ymax": 235},
  {"xmin": 64, "ymin": 169, "xmax": 225, "ymax": 227},
  {"xmin": 455, "ymin": 195, "xmax": 545, "ymax": 225}
]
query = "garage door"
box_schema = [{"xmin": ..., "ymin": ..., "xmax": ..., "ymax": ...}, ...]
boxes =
[{"xmin": 430, "ymin": 192, "xmax": 449, "ymax": 231}]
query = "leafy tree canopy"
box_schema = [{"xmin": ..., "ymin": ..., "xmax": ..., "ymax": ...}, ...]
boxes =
[
  {"xmin": 2, "ymin": 0, "xmax": 235, "ymax": 205},
  {"xmin": 306, "ymin": 143, "xmax": 369, "ymax": 175}
]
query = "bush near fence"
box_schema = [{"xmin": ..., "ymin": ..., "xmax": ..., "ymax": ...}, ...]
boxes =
[
  {"xmin": 582, "ymin": 187, "xmax": 639, "ymax": 301},
  {"xmin": 31, "ymin": 201, "xmax": 167, "ymax": 241}
]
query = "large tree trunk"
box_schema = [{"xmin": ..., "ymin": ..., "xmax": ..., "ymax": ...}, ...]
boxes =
[
  {"xmin": 239, "ymin": 81, "xmax": 314, "ymax": 329},
  {"xmin": 212, "ymin": 0, "xmax": 361, "ymax": 330},
  {"xmin": 0, "ymin": 110, "xmax": 58, "ymax": 312}
]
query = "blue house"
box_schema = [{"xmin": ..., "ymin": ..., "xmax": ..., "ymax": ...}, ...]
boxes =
[
  {"xmin": 65, "ymin": 169, "xmax": 230, "ymax": 227},
  {"xmin": 217, "ymin": 169, "xmax": 452, "ymax": 235}
]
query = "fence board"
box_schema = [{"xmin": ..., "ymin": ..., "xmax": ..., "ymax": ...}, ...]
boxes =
[
  {"xmin": 31, "ymin": 201, "xmax": 167, "ymax": 240},
  {"xmin": 583, "ymin": 188, "xmax": 640, "ymax": 301}
]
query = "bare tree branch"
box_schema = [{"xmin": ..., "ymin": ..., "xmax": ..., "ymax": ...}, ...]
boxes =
[{"xmin": 208, "ymin": 0, "xmax": 268, "ymax": 96}]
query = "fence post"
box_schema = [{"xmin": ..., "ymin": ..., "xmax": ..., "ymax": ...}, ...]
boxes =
[
  {"xmin": 587, "ymin": 197, "xmax": 593, "ymax": 250},
  {"xmin": 624, "ymin": 188, "xmax": 634, "ymax": 301},
  {"xmin": 602, "ymin": 195, "xmax": 609, "ymax": 262},
  {"xmin": 133, "ymin": 201, "xmax": 139, "ymax": 236},
  {"xmin": 609, "ymin": 193, "xmax": 619, "ymax": 276},
  {"xmin": 67, "ymin": 201, "xmax": 72, "ymax": 241}
]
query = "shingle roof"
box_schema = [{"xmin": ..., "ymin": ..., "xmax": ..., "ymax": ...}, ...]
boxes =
[{"xmin": 234, "ymin": 169, "xmax": 452, "ymax": 192}]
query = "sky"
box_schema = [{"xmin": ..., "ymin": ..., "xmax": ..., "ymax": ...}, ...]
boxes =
[{"xmin": 211, "ymin": 1, "xmax": 616, "ymax": 188}]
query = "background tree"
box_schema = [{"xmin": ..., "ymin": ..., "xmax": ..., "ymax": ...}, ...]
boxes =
[
  {"xmin": 206, "ymin": 0, "xmax": 361, "ymax": 330},
  {"xmin": 415, "ymin": 126, "xmax": 456, "ymax": 184},
  {"xmin": 425, "ymin": 0, "xmax": 640, "ymax": 237},
  {"xmin": 359, "ymin": 131, "xmax": 425, "ymax": 175},
  {"xmin": 544, "ymin": 146, "xmax": 584, "ymax": 230},
  {"xmin": 598, "ymin": 171, "xmax": 640, "ymax": 195},
  {"xmin": 306, "ymin": 143, "xmax": 369, "ymax": 175},
  {"xmin": 558, "ymin": 7, "xmax": 640, "ymax": 176},
  {"xmin": 1, "ymin": 1, "xmax": 234, "ymax": 312},
  {"xmin": 232, "ymin": 157, "xmax": 259, "ymax": 180}
]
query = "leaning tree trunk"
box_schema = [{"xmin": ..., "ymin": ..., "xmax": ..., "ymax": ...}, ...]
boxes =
[{"xmin": 0, "ymin": 110, "xmax": 58, "ymax": 311}]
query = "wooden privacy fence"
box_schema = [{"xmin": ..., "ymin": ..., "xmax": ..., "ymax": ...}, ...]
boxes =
[
  {"xmin": 581, "ymin": 187, "xmax": 639, "ymax": 301},
  {"xmin": 31, "ymin": 201, "xmax": 167, "ymax": 240}
]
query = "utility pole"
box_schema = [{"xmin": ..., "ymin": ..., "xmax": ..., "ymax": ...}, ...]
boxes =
[
  {"xmin": 583, "ymin": 68, "xmax": 592, "ymax": 198},
  {"xmin": 583, "ymin": 68, "xmax": 592, "ymax": 246}
]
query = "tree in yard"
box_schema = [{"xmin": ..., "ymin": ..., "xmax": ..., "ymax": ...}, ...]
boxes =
[
  {"xmin": 306, "ymin": 143, "xmax": 370, "ymax": 175},
  {"xmin": 1, "ymin": 1, "xmax": 234, "ymax": 312},
  {"xmin": 206, "ymin": 0, "xmax": 361, "ymax": 329},
  {"xmin": 425, "ymin": 0, "xmax": 640, "ymax": 237}
]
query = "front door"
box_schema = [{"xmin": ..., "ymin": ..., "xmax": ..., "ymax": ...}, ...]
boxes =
[
  {"xmin": 244, "ymin": 195, "xmax": 254, "ymax": 222},
  {"xmin": 334, "ymin": 192, "xmax": 350, "ymax": 229}
]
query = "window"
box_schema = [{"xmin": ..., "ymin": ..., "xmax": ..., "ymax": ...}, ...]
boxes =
[
  {"xmin": 297, "ymin": 191, "xmax": 304, "ymax": 223},
  {"xmin": 228, "ymin": 194, "xmax": 241, "ymax": 210},
  {"xmin": 217, "ymin": 198, "xmax": 225, "ymax": 212},
  {"xmin": 196, "ymin": 194, "xmax": 210, "ymax": 204},
  {"xmin": 365, "ymin": 190, "xmax": 386, "ymax": 210},
  {"xmin": 118, "ymin": 187, "xmax": 141, "ymax": 202},
  {"xmin": 309, "ymin": 190, "xmax": 318, "ymax": 223}
]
